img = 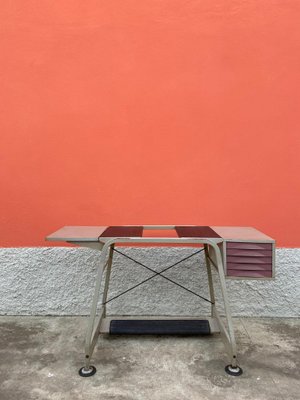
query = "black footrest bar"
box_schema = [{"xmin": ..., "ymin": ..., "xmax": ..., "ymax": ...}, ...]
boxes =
[{"xmin": 109, "ymin": 319, "xmax": 211, "ymax": 335}]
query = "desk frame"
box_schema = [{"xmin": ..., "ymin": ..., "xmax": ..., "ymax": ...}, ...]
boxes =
[{"xmin": 69, "ymin": 226, "xmax": 242, "ymax": 377}]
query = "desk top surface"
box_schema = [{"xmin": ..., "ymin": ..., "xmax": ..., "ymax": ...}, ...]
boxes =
[{"xmin": 46, "ymin": 225, "xmax": 275, "ymax": 243}]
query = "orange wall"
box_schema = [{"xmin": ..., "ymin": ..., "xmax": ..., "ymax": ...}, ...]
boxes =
[{"xmin": 0, "ymin": 1, "xmax": 299, "ymax": 247}]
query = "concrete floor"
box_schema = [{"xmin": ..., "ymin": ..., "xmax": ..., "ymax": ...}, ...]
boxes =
[{"xmin": 0, "ymin": 317, "xmax": 299, "ymax": 400}]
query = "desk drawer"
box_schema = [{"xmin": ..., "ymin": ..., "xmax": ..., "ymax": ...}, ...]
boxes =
[
  {"xmin": 226, "ymin": 242, "xmax": 272, "ymax": 251},
  {"xmin": 226, "ymin": 263, "xmax": 272, "ymax": 271},
  {"xmin": 227, "ymin": 256, "xmax": 272, "ymax": 264},
  {"xmin": 227, "ymin": 249, "xmax": 272, "ymax": 257},
  {"xmin": 225, "ymin": 241, "xmax": 274, "ymax": 279},
  {"xmin": 226, "ymin": 269, "xmax": 272, "ymax": 278}
]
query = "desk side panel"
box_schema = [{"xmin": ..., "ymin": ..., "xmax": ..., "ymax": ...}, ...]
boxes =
[
  {"xmin": 211, "ymin": 226, "xmax": 274, "ymax": 242},
  {"xmin": 46, "ymin": 226, "xmax": 107, "ymax": 242}
]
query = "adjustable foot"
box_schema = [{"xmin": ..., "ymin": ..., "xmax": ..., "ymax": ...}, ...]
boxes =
[
  {"xmin": 79, "ymin": 366, "xmax": 97, "ymax": 377},
  {"xmin": 225, "ymin": 365, "xmax": 243, "ymax": 376}
]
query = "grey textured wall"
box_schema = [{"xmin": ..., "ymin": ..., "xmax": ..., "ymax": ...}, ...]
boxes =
[{"xmin": 0, "ymin": 247, "xmax": 299, "ymax": 317}]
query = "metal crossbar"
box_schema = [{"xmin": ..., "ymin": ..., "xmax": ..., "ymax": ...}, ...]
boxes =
[{"xmin": 103, "ymin": 247, "xmax": 213, "ymax": 305}]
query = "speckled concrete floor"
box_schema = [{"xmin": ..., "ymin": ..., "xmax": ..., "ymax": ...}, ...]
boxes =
[{"xmin": 0, "ymin": 317, "xmax": 299, "ymax": 400}]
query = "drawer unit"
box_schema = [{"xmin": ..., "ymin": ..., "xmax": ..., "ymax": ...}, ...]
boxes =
[{"xmin": 225, "ymin": 242, "xmax": 274, "ymax": 279}]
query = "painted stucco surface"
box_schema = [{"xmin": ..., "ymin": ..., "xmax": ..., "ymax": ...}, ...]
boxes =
[
  {"xmin": 0, "ymin": 247, "xmax": 299, "ymax": 317},
  {"xmin": 1, "ymin": 1, "xmax": 300, "ymax": 247}
]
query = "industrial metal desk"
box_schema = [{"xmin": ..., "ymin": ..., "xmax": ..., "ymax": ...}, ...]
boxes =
[{"xmin": 46, "ymin": 225, "xmax": 275, "ymax": 377}]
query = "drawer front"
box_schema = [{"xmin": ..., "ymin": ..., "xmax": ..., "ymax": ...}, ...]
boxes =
[
  {"xmin": 226, "ymin": 263, "xmax": 272, "ymax": 271},
  {"xmin": 227, "ymin": 256, "xmax": 273, "ymax": 264},
  {"xmin": 226, "ymin": 242, "xmax": 272, "ymax": 251},
  {"xmin": 226, "ymin": 249, "xmax": 272, "ymax": 257},
  {"xmin": 226, "ymin": 241, "xmax": 274, "ymax": 279},
  {"xmin": 227, "ymin": 269, "xmax": 272, "ymax": 278}
]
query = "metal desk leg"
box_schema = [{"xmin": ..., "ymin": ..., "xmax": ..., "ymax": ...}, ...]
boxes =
[
  {"xmin": 101, "ymin": 245, "xmax": 114, "ymax": 318},
  {"xmin": 79, "ymin": 241, "xmax": 113, "ymax": 377},
  {"xmin": 204, "ymin": 245, "xmax": 216, "ymax": 318},
  {"xmin": 208, "ymin": 243, "xmax": 243, "ymax": 376}
]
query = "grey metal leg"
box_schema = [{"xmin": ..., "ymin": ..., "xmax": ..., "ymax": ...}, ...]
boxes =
[
  {"xmin": 79, "ymin": 241, "xmax": 113, "ymax": 377},
  {"xmin": 102, "ymin": 245, "xmax": 114, "ymax": 317},
  {"xmin": 208, "ymin": 243, "xmax": 242, "ymax": 375},
  {"xmin": 204, "ymin": 244, "xmax": 216, "ymax": 318}
]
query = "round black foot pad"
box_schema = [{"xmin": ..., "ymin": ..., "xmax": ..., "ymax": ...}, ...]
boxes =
[
  {"xmin": 225, "ymin": 365, "xmax": 243, "ymax": 376},
  {"xmin": 79, "ymin": 366, "xmax": 97, "ymax": 377}
]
